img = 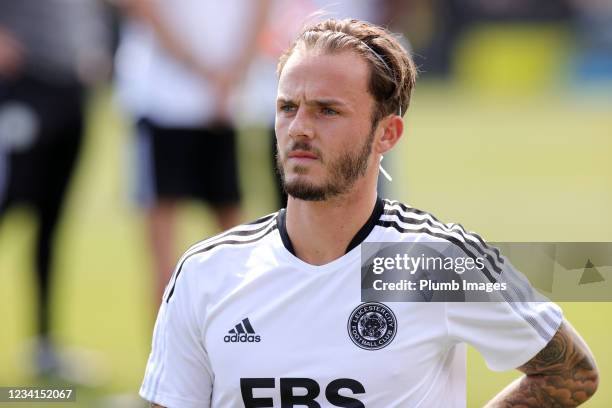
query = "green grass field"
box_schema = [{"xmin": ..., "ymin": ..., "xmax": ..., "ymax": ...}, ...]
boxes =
[{"xmin": 0, "ymin": 84, "xmax": 610, "ymax": 407}]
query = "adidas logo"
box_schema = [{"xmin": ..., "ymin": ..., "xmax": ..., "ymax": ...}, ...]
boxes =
[{"xmin": 224, "ymin": 318, "xmax": 261, "ymax": 343}]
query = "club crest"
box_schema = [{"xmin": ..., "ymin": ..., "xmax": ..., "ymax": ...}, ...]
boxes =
[{"xmin": 347, "ymin": 302, "xmax": 397, "ymax": 350}]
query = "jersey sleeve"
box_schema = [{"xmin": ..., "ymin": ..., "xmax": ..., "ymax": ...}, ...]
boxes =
[
  {"xmin": 140, "ymin": 260, "xmax": 213, "ymax": 408},
  {"xmin": 445, "ymin": 240, "xmax": 564, "ymax": 372}
]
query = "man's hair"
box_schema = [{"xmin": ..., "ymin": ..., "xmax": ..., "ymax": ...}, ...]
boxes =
[{"xmin": 277, "ymin": 18, "xmax": 418, "ymax": 125}]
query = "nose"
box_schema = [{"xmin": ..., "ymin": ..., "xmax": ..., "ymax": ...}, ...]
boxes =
[{"xmin": 287, "ymin": 106, "xmax": 314, "ymax": 140}]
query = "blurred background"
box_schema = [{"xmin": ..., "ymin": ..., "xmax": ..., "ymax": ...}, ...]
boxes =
[{"xmin": 0, "ymin": 0, "xmax": 611, "ymax": 407}]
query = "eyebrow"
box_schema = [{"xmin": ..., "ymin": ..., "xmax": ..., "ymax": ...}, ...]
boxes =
[{"xmin": 276, "ymin": 97, "xmax": 348, "ymax": 108}]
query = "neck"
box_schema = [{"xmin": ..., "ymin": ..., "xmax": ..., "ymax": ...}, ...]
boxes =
[{"xmin": 285, "ymin": 186, "xmax": 379, "ymax": 266}]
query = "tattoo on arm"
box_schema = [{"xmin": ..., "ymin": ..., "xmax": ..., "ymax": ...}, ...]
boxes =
[{"xmin": 487, "ymin": 321, "xmax": 599, "ymax": 407}]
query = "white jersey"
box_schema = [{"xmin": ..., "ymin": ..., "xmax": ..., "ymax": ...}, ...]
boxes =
[
  {"xmin": 140, "ymin": 198, "xmax": 563, "ymax": 407},
  {"xmin": 115, "ymin": 0, "xmax": 257, "ymax": 127}
]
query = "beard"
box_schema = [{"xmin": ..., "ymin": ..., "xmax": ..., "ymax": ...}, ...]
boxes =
[{"xmin": 276, "ymin": 127, "xmax": 375, "ymax": 201}]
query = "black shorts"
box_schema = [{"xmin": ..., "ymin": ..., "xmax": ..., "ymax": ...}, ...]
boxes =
[{"xmin": 135, "ymin": 118, "xmax": 241, "ymax": 206}]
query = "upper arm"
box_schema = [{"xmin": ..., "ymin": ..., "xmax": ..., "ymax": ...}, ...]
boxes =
[
  {"xmin": 139, "ymin": 261, "xmax": 213, "ymax": 408},
  {"xmin": 518, "ymin": 320, "xmax": 596, "ymax": 375},
  {"xmin": 446, "ymin": 239, "xmax": 565, "ymax": 371}
]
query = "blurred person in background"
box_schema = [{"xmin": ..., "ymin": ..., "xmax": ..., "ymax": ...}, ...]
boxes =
[
  {"xmin": 0, "ymin": 0, "xmax": 111, "ymax": 376},
  {"xmin": 114, "ymin": 0, "xmax": 272, "ymax": 305}
]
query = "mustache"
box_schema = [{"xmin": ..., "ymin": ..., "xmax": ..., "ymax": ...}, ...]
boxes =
[{"xmin": 285, "ymin": 141, "xmax": 323, "ymax": 160}]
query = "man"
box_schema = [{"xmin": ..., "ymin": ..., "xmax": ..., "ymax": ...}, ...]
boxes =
[
  {"xmin": 140, "ymin": 19, "xmax": 598, "ymax": 407},
  {"xmin": 115, "ymin": 0, "xmax": 272, "ymax": 303}
]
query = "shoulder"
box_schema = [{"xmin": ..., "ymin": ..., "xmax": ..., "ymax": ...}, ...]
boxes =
[
  {"xmin": 183, "ymin": 211, "xmax": 279, "ymax": 262},
  {"xmin": 164, "ymin": 211, "xmax": 279, "ymax": 302},
  {"xmin": 379, "ymin": 198, "xmax": 484, "ymax": 243},
  {"xmin": 378, "ymin": 198, "xmax": 505, "ymax": 271}
]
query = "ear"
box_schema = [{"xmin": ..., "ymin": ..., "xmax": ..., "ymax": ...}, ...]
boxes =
[{"xmin": 374, "ymin": 114, "xmax": 403, "ymax": 155}]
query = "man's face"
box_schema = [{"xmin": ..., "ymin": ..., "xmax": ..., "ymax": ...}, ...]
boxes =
[{"xmin": 275, "ymin": 49, "xmax": 378, "ymax": 201}]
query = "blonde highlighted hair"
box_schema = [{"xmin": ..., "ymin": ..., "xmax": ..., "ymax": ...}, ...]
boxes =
[{"xmin": 277, "ymin": 18, "xmax": 418, "ymax": 124}]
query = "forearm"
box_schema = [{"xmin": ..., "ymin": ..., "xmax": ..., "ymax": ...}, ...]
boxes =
[
  {"xmin": 123, "ymin": 0, "xmax": 215, "ymax": 80},
  {"xmin": 485, "ymin": 371, "xmax": 597, "ymax": 407},
  {"xmin": 230, "ymin": 0, "xmax": 272, "ymax": 82},
  {"xmin": 486, "ymin": 321, "xmax": 598, "ymax": 407}
]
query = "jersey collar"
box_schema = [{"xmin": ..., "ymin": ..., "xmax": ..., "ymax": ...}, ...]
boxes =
[{"xmin": 277, "ymin": 196, "xmax": 385, "ymax": 256}]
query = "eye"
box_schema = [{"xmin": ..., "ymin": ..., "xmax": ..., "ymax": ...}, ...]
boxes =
[
  {"xmin": 279, "ymin": 104, "xmax": 297, "ymax": 113},
  {"xmin": 322, "ymin": 107, "xmax": 338, "ymax": 116}
]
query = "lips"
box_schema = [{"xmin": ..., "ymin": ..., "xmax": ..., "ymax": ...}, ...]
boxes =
[{"xmin": 288, "ymin": 150, "xmax": 318, "ymax": 159}]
